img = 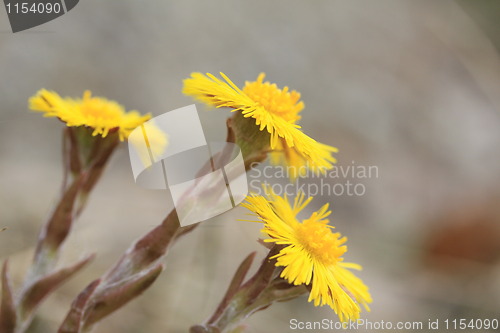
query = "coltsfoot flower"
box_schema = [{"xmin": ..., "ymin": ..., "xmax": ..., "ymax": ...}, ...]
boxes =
[
  {"xmin": 183, "ymin": 72, "xmax": 338, "ymax": 180},
  {"xmin": 242, "ymin": 189, "xmax": 372, "ymax": 322},
  {"xmin": 30, "ymin": 89, "xmax": 151, "ymax": 140}
]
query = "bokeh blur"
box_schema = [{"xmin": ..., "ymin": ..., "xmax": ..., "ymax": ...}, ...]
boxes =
[{"xmin": 1, "ymin": 1, "xmax": 499, "ymax": 332}]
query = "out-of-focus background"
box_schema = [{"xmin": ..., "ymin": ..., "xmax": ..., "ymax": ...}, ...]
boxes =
[{"xmin": 1, "ymin": 1, "xmax": 499, "ymax": 332}]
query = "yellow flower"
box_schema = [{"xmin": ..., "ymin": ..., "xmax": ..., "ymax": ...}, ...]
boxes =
[
  {"xmin": 183, "ymin": 72, "xmax": 338, "ymax": 180},
  {"xmin": 30, "ymin": 89, "xmax": 151, "ymax": 141},
  {"xmin": 242, "ymin": 190, "xmax": 372, "ymax": 322}
]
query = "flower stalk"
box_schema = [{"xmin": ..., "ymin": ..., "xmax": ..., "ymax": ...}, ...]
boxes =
[
  {"xmin": 1, "ymin": 126, "xmax": 121, "ymax": 333},
  {"xmin": 31, "ymin": 127, "xmax": 119, "ymax": 277},
  {"xmin": 190, "ymin": 247, "xmax": 308, "ymax": 333}
]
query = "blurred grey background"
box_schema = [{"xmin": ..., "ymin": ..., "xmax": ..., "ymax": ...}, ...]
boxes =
[{"xmin": 1, "ymin": 0, "xmax": 499, "ymax": 332}]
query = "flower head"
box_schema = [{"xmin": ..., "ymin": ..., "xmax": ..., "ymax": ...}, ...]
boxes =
[
  {"xmin": 183, "ymin": 73, "xmax": 338, "ymax": 180},
  {"xmin": 30, "ymin": 89, "xmax": 151, "ymax": 141},
  {"xmin": 242, "ymin": 190, "xmax": 372, "ymax": 322}
]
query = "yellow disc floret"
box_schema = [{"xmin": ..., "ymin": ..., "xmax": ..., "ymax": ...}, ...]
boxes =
[
  {"xmin": 243, "ymin": 73, "xmax": 303, "ymax": 124},
  {"xmin": 296, "ymin": 219, "xmax": 347, "ymax": 266}
]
